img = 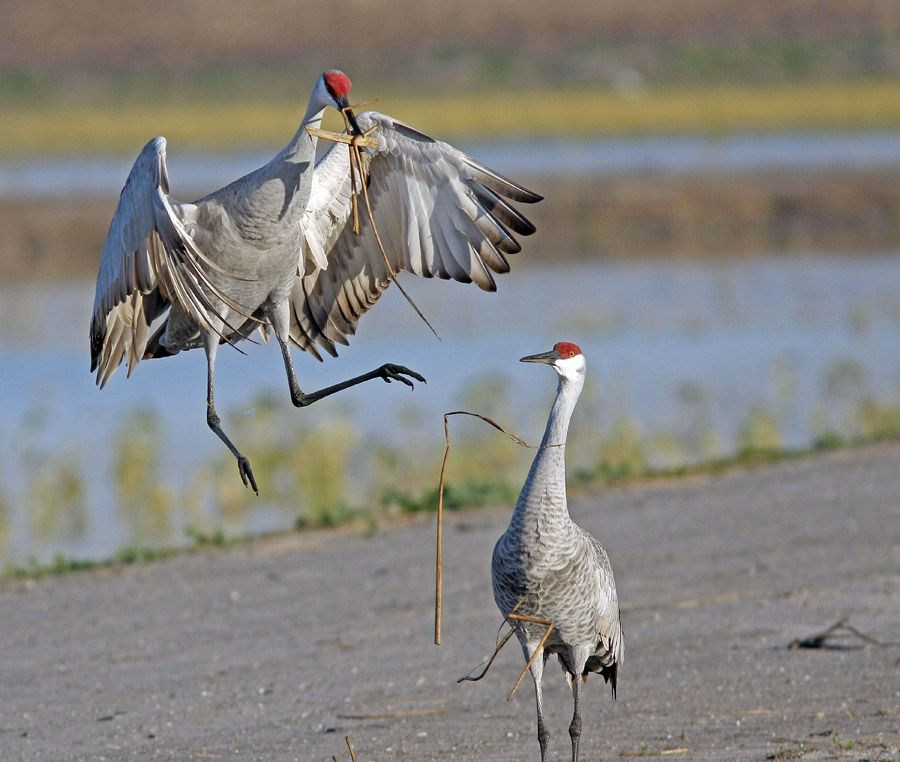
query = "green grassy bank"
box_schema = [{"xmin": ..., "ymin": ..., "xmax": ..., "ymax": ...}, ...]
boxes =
[{"xmin": 2, "ymin": 79, "xmax": 899, "ymax": 158}]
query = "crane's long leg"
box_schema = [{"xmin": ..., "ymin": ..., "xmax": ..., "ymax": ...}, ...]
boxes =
[
  {"xmin": 524, "ymin": 645, "xmax": 550, "ymax": 762},
  {"xmin": 568, "ymin": 645, "xmax": 591, "ymax": 762},
  {"xmin": 570, "ymin": 670, "xmax": 584, "ymax": 762},
  {"xmin": 268, "ymin": 304, "xmax": 426, "ymax": 408},
  {"xmin": 203, "ymin": 330, "xmax": 259, "ymax": 495}
]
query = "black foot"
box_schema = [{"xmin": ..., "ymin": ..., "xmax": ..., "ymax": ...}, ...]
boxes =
[
  {"xmin": 378, "ymin": 364, "xmax": 426, "ymax": 389},
  {"xmin": 238, "ymin": 456, "xmax": 259, "ymax": 495}
]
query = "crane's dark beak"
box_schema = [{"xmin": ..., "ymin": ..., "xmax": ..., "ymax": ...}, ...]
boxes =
[
  {"xmin": 520, "ymin": 348, "xmax": 560, "ymax": 364},
  {"xmin": 336, "ymin": 95, "xmax": 363, "ymax": 136},
  {"xmin": 345, "ymin": 108, "xmax": 362, "ymax": 136}
]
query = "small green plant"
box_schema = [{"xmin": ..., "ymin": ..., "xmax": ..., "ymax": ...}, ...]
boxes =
[
  {"xmin": 294, "ymin": 501, "xmax": 361, "ymax": 529},
  {"xmin": 384, "ymin": 477, "xmax": 518, "ymax": 514},
  {"xmin": 3, "ymin": 553, "xmax": 100, "ymax": 579},
  {"xmin": 185, "ymin": 526, "xmax": 228, "ymax": 548},
  {"xmin": 833, "ymin": 735, "xmax": 854, "ymax": 751},
  {"xmin": 26, "ymin": 457, "xmax": 88, "ymax": 551},
  {"xmin": 114, "ymin": 409, "xmax": 176, "ymax": 547},
  {"xmin": 115, "ymin": 546, "xmax": 175, "ymax": 565},
  {"xmin": 739, "ymin": 407, "xmax": 782, "ymax": 452}
]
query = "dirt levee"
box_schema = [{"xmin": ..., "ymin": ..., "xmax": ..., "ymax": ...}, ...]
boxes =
[{"xmin": 1, "ymin": 444, "xmax": 899, "ymax": 761}]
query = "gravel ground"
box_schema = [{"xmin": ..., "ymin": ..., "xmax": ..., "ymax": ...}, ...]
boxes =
[{"xmin": 2, "ymin": 443, "xmax": 899, "ymax": 762}]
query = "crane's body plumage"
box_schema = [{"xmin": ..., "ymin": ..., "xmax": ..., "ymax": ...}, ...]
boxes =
[
  {"xmin": 492, "ymin": 343, "xmax": 622, "ymax": 762},
  {"xmin": 89, "ymin": 70, "xmax": 541, "ymax": 492}
]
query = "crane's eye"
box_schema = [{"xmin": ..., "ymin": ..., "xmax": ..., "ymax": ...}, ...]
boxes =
[{"xmin": 568, "ymin": 350, "xmax": 576, "ymax": 357}]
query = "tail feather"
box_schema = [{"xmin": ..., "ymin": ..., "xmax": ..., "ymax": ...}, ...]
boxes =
[
  {"xmin": 560, "ymin": 656, "xmax": 618, "ymax": 699},
  {"xmin": 600, "ymin": 662, "xmax": 618, "ymax": 699}
]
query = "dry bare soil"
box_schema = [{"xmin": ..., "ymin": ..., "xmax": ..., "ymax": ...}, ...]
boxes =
[{"xmin": 2, "ymin": 443, "xmax": 899, "ymax": 761}]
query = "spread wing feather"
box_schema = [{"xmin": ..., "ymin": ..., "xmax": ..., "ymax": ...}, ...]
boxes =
[
  {"xmin": 289, "ymin": 112, "xmax": 541, "ymax": 356},
  {"xmin": 89, "ymin": 137, "xmax": 249, "ymax": 387}
]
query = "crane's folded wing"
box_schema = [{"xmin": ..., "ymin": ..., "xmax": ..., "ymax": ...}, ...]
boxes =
[
  {"xmin": 289, "ymin": 112, "xmax": 542, "ymax": 360},
  {"xmin": 587, "ymin": 533, "xmax": 624, "ymax": 666}
]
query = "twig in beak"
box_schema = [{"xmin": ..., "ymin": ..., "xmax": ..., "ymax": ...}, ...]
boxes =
[{"xmin": 307, "ymin": 114, "xmax": 442, "ymax": 342}]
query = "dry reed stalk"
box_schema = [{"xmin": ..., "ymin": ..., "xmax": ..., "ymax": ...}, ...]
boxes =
[
  {"xmin": 457, "ymin": 596, "xmax": 527, "ymax": 683},
  {"xmin": 504, "ymin": 612, "xmax": 554, "ymax": 701},
  {"xmin": 338, "ymin": 708, "xmax": 451, "ymax": 720},
  {"xmin": 456, "ymin": 595, "xmax": 555, "ymax": 702},
  {"xmin": 622, "ymin": 748, "xmax": 689, "ymax": 757},
  {"xmin": 434, "ymin": 411, "xmax": 530, "ymax": 644},
  {"xmin": 331, "ymin": 735, "xmax": 358, "ymax": 762}
]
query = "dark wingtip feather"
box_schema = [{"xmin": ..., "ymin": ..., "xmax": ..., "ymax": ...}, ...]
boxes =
[
  {"xmin": 601, "ymin": 663, "xmax": 618, "ymax": 699},
  {"xmin": 463, "ymin": 156, "xmax": 543, "ymax": 204}
]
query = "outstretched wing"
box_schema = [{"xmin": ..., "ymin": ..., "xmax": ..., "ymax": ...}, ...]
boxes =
[
  {"xmin": 288, "ymin": 112, "xmax": 542, "ymax": 359},
  {"xmin": 89, "ymin": 137, "xmax": 240, "ymax": 386}
]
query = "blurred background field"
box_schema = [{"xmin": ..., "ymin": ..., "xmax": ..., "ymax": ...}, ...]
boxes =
[{"xmin": 1, "ymin": 0, "xmax": 899, "ymax": 570}]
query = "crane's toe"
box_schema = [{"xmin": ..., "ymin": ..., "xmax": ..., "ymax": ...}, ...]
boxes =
[
  {"xmin": 379, "ymin": 364, "xmax": 427, "ymax": 389},
  {"xmin": 238, "ymin": 456, "xmax": 259, "ymax": 495}
]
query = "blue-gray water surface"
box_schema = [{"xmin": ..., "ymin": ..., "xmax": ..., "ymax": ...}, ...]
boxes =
[
  {"xmin": 3, "ymin": 131, "xmax": 900, "ymax": 198},
  {"xmin": 2, "ymin": 254, "xmax": 899, "ymax": 565}
]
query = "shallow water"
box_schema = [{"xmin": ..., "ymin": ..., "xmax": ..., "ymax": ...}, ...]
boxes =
[
  {"xmin": 2, "ymin": 253, "xmax": 899, "ymax": 565},
  {"xmin": 3, "ymin": 131, "xmax": 900, "ymax": 199}
]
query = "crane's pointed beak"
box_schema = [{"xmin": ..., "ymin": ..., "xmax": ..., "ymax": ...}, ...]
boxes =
[
  {"xmin": 336, "ymin": 95, "xmax": 363, "ymax": 136},
  {"xmin": 520, "ymin": 349, "xmax": 560, "ymax": 364},
  {"xmin": 345, "ymin": 107, "xmax": 362, "ymax": 136}
]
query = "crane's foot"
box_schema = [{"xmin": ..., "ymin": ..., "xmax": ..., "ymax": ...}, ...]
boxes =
[
  {"xmin": 377, "ymin": 364, "xmax": 426, "ymax": 389},
  {"xmin": 237, "ymin": 456, "xmax": 259, "ymax": 495}
]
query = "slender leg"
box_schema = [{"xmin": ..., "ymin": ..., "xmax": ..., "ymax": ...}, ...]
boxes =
[
  {"xmin": 203, "ymin": 331, "xmax": 259, "ymax": 494},
  {"xmin": 268, "ymin": 303, "xmax": 426, "ymax": 408},
  {"xmin": 524, "ymin": 644, "xmax": 550, "ymax": 762},
  {"xmin": 569, "ymin": 669, "xmax": 583, "ymax": 762},
  {"xmin": 568, "ymin": 645, "xmax": 590, "ymax": 762}
]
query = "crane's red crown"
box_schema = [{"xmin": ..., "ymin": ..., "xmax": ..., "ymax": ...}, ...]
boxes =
[
  {"xmin": 323, "ymin": 71, "xmax": 352, "ymax": 100},
  {"xmin": 554, "ymin": 341, "xmax": 582, "ymax": 358}
]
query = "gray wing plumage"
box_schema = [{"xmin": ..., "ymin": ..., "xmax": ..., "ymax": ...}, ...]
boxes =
[
  {"xmin": 546, "ymin": 529, "xmax": 623, "ymax": 695},
  {"xmin": 288, "ymin": 111, "xmax": 542, "ymax": 360},
  {"xmin": 584, "ymin": 530, "xmax": 624, "ymax": 668},
  {"xmin": 89, "ymin": 136, "xmax": 240, "ymax": 386}
]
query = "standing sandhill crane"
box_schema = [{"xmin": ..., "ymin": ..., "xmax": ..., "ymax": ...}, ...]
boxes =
[
  {"xmin": 492, "ymin": 342, "xmax": 623, "ymax": 762},
  {"xmin": 90, "ymin": 70, "xmax": 541, "ymax": 493}
]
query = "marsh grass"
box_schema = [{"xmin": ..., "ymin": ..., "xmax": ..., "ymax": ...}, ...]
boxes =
[
  {"xmin": 3, "ymin": 80, "xmax": 900, "ymax": 158},
  {"xmin": 4, "ymin": 374, "xmax": 900, "ymax": 576},
  {"xmin": 114, "ymin": 409, "xmax": 176, "ymax": 547}
]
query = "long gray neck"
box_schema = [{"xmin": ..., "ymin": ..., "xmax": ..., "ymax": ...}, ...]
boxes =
[
  {"xmin": 541, "ymin": 372, "xmax": 582, "ymax": 449},
  {"xmin": 508, "ymin": 371, "xmax": 584, "ymax": 533},
  {"xmin": 273, "ymin": 101, "xmax": 326, "ymax": 167},
  {"xmin": 210, "ymin": 99, "xmax": 327, "ymax": 233}
]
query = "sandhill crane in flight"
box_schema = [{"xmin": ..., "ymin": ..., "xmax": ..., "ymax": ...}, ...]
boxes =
[
  {"xmin": 491, "ymin": 342, "xmax": 623, "ymax": 762},
  {"xmin": 90, "ymin": 70, "xmax": 541, "ymax": 493}
]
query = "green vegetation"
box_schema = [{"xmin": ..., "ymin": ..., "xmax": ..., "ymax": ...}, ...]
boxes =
[
  {"xmin": 3, "ymin": 361, "xmax": 900, "ymax": 579},
  {"xmin": 3, "ymin": 429, "xmax": 897, "ymax": 581},
  {"xmin": 2, "ymin": 79, "xmax": 900, "ymax": 159},
  {"xmin": 3, "ymin": 546, "xmax": 176, "ymax": 580}
]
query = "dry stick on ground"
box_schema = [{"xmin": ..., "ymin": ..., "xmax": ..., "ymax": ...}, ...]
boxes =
[
  {"xmin": 332, "ymin": 735, "xmax": 358, "ymax": 762},
  {"xmin": 434, "ymin": 411, "xmax": 531, "ymax": 644},
  {"xmin": 621, "ymin": 748, "xmax": 690, "ymax": 757},
  {"xmin": 789, "ymin": 617, "xmax": 900, "ymax": 650},
  {"xmin": 338, "ymin": 708, "xmax": 451, "ymax": 720}
]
